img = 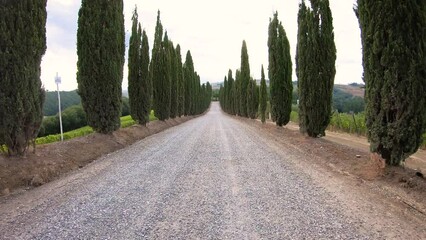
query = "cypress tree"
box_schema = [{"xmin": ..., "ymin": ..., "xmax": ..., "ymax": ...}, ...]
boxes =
[
  {"xmin": 355, "ymin": 1, "xmax": 426, "ymax": 165},
  {"xmin": 268, "ymin": 12, "xmax": 293, "ymax": 127},
  {"xmin": 0, "ymin": 0, "xmax": 47, "ymax": 155},
  {"xmin": 259, "ymin": 65, "xmax": 268, "ymax": 123},
  {"xmin": 128, "ymin": 8, "xmax": 143, "ymax": 123},
  {"xmin": 227, "ymin": 70, "xmax": 235, "ymax": 115},
  {"xmin": 235, "ymin": 69, "xmax": 241, "ymax": 116},
  {"xmin": 77, "ymin": 0, "xmax": 125, "ymax": 133},
  {"xmin": 254, "ymin": 82, "xmax": 260, "ymax": 118},
  {"xmin": 183, "ymin": 51, "xmax": 194, "ymax": 116},
  {"xmin": 169, "ymin": 41, "xmax": 178, "ymax": 118},
  {"xmin": 296, "ymin": 0, "xmax": 336, "ymax": 137},
  {"xmin": 246, "ymin": 79, "xmax": 257, "ymax": 119},
  {"xmin": 151, "ymin": 13, "xmax": 171, "ymax": 121},
  {"xmin": 139, "ymin": 29, "xmax": 151, "ymax": 125},
  {"xmin": 223, "ymin": 76, "xmax": 228, "ymax": 112},
  {"xmin": 193, "ymin": 73, "xmax": 200, "ymax": 115},
  {"xmin": 240, "ymin": 41, "xmax": 250, "ymax": 117},
  {"xmin": 176, "ymin": 45, "xmax": 184, "ymax": 117}
]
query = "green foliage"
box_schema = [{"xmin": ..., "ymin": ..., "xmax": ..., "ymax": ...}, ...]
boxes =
[
  {"xmin": 169, "ymin": 42, "xmax": 178, "ymax": 118},
  {"xmin": 39, "ymin": 105, "xmax": 87, "ymax": 137},
  {"xmin": 43, "ymin": 90, "xmax": 81, "ymax": 116},
  {"xmin": 227, "ymin": 70, "xmax": 235, "ymax": 115},
  {"xmin": 183, "ymin": 51, "xmax": 194, "ymax": 116},
  {"xmin": 77, "ymin": 0, "xmax": 125, "ymax": 134},
  {"xmin": 246, "ymin": 79, "xmax": 258, "ymax": 119},
  {"xmin": 128, "ymin": 8, "xmax": 151, "ymax": 125},
  {"xmin": 422, "ymin": 133, "xmax": 426, "ymax": 150},
  {"xmin": 121, "ymin": 97, "xmax": 130, "ymax": 117},
  {"xmin": 296, "ymin": 0, "xmax": 336, "ymax": 137},
  {"xmin": 356, "ymin": 0, "xmax": 426, "ymax": 165},
  {"xmin": 259, "ymin": 66, "xmax": 268, "ymax": 123},
  {"xmin": 36, "ymin": 126, "xmax": 93, "ymax": 145},
  {"xmin": 332, "ymin": 88, "xmax": 364, "ymax": 113},
  {"xmin": 35, "ymin": 111, "xmax": 158, "ymax": 146},
  {"xmin": 0, "ymin": 0, "xmax": 47, "ymax": 155},
  {"xmin": 290, "ymin": 111, "xmax": 299, "ymax": 123},
  {"xmin": 329, "ymin": 112, "xmax": 367, "ymax": 135},
  {"xmin": 234, "ymin": 70, "xmax": 241, "ymax": 116},
  {"xmin": 176, "ymin": 45, "xmax": 185, "ymax": 117},
  {"xmin": 151, "ymin": 13, "xmax": 171, "ymax": 121},
  {"xmin": 268, "ymin": 12, "xmax": 293, "ymax": 127},
  {"xmin": 240, "ymin": 41, "xmax": 250, "ymax": 117}
]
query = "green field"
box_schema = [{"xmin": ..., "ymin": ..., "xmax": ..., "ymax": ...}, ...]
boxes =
[{"xmin": 35, "ymin": 111, "xmax": 157, "ymax": 145}]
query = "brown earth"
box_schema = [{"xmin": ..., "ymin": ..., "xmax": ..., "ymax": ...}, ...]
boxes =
[
  {"xmin": 0, "ymin": 116, "xmax": 196, "ymax": 196},
  {"xmin": 249, "ymin": 118, "xmax": 426, "ymax": 217}
]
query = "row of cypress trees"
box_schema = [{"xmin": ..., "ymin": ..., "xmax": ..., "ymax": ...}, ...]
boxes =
[
  {"xmin": 219, "ymin": 41, "xmax": 262, "ymax": 120},
  {"xmin": 0, "ymin": 1, "xmax": 211, "ymax": 156},
  {"xmin": 219, "ymin": 12, "xmax": 294, "ymax": 127},
  {"xmin": 221, "ymin": 0, "xmax": 425, "ymax": 165},
  {"xmin": 148, "ymin": 11, "xmax": 212, "ymax": 121},
  {"xmin": 78, "ymin": 5, "xmax": 212, "ymax": 133}
]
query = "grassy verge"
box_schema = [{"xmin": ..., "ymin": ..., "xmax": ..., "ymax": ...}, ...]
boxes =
[{"xmin": 36, "ymin": 112, "xmax": 157, "ymax": 145}]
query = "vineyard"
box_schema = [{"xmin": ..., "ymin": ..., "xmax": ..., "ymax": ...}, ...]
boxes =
[{"xmin": 0, "ymin": 112, "xmax": 158, "ymax": 150}]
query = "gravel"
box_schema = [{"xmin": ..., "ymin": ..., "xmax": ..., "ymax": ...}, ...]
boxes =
[{"xmin": 0, "ymin": 103, "xmax": 375, "ymax": 239}]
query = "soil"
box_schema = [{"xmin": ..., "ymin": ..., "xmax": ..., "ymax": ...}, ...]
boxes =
[
  {"xmin": 0, "ymin": 116, "xmax": 196, "ymax": 196},
  {"xmin": 250, "ymin": 118, "xmax": 426, "ymax": 217}
]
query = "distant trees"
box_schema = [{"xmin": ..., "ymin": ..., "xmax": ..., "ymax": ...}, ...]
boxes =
[
  {"xmin": 355, "ymin": 0, "xmax": 426, "ymax": 165},
  {"xmin": 268, "ymin": 12, "xmax": 293, "ymax": 127},
  {"xmin": 148, "ymin": 12, "xmax": 210, "ymax": 119},
  {"xmin": 77, "ymin": 0, "xmax": 125, "ymax": 134},
  {"xmin": 247, "ymin": 78, "xmax": 258, "ymax": 119},
  {"xmin": 296, "ymin": 0, "xmax": 336, "ymax": 137},
  {"xmin": 0, "ymin": 0, "xmax": 47, "ymax": 155},
  {"xmin": 259, "ymin": 66, "xmax": 268, "ymax": 123},
  {"xmin": 227, "ymin": 70, "xmax": 235, "ymax": 115},
  {"xmin": 219, "ymin": 42, "xmax": 260, "ymax": 119}
]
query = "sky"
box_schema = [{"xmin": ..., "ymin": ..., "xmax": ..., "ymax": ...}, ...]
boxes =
[{"xmin": 40, "ymin": 0, "xmax": 363, "ymax": 91}]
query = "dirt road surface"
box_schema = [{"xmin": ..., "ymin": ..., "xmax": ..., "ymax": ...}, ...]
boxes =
[{"xmin": 1, "ymin": 103, "xmax": 425, "ymax": 239}]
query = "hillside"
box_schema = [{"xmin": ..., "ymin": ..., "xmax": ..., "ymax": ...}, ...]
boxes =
[
  {"xmin": 335, "ymin": 83, "xmax": 365, "ymax": 98},
  {"xmin": 43, "ymin": 90, "xmax": 131, "ymax": 116},
  {"xmin": 43, "ymin": 90, "xmax": 81, "ymax": 116}
]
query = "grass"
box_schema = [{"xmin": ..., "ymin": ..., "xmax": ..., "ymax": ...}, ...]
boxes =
[{"xmin": 35, "ymin": 111, "xmax": 158, "ymax": 145}]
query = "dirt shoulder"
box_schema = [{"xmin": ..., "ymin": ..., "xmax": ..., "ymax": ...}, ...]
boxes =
[
  {"xmin": 243, "ymin": 117, "xmax": 426, "ymax": 219},
  {"xmin": 0, "ymin": 116, "xmax": 197, "ymax": 196},
  {"xmin": 285, "ymin": 121, "xmax": 426, "ymax": 175}
]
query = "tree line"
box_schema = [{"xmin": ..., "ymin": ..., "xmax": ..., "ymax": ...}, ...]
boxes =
[
  {"xmin": 0, "ymin": 1, "xmax": 211, "ymax": 156},
  {"xmin": 220, "ymin": 0, "xmax": 425, "ymax": 166}
]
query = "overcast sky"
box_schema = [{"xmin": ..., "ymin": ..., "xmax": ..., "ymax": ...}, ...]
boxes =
[{"xmin": 40, "ymin": 0, "xmax": 362, "ymax": 91}]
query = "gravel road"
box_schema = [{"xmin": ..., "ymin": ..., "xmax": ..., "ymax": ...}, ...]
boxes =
[{"xmin": 0, "ymin": 103, "xmax": 422, "ymax": 239}]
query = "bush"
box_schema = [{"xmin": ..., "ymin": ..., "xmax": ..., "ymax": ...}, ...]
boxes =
[{"xmin": 39, "ymin": 105, "xmax": 87, "ymax": 137}]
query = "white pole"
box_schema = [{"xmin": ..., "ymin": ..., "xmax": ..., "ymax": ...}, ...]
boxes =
[{"xmin": 55, "ymin": 73, "xmax": 63, "ymax": 142}]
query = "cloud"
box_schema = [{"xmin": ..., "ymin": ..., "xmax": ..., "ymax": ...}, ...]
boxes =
[{"xmin": 41, "ymin": 0, "xmax": 363, "ymax": 91}]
